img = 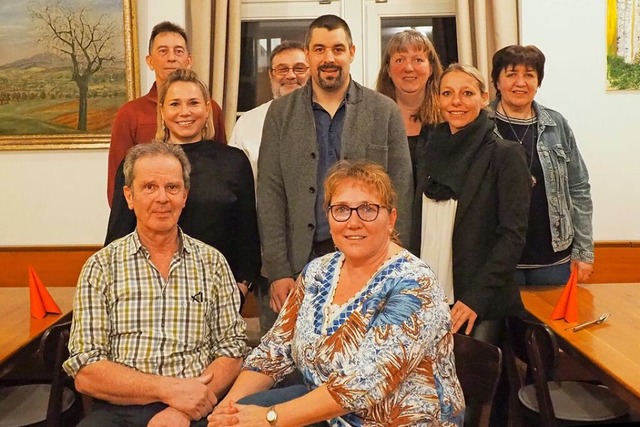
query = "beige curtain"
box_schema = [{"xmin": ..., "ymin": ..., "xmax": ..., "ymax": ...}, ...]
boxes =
[
  {"xmin": 186, "ymin": 0, "xmax": 241, "ymax": 136},
  {"xmin": 456, "ymin": 0, "xmax": 519, "ymax": 95}
]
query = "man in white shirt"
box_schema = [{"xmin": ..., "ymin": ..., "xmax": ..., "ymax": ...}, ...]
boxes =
[
  {"xmin": 229, "ymin": 41, "xmax": 309, "ymax": 335},
  {"xmin": 229, "ymin": 41, "xmax": 310, "ymax": 183}
]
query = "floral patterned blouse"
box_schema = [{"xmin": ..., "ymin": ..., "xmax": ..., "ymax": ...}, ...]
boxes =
[{"xmin": 244, "ymin": 249, "xmax": 465, "ymax": 426}]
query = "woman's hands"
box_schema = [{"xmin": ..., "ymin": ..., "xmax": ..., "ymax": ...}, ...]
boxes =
[
  {"xmin": 450, "ymin": 301, "xmax": 477, "ymax": 335},
  {"xmin": 207, "ymin": 402, "xmax": 269, "ymax": 427},
  {"xmin": 571, "ymin": 259, "xmax": 594, "ymax": 282}
]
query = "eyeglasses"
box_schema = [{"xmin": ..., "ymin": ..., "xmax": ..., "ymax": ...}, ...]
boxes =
[
  {"xmin": 327, "ymin": 203, "xmax": 388, "ymax": 222},
  {"xmin": 271, "ymin": 65, "xmax": 309, "ymax": 76}
]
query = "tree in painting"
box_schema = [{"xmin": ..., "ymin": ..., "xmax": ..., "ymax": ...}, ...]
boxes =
[
  {"xmin": 29, "ymin": 4, "xmax": 118, "ymax": 130},
  {"xmin": 607, "ymin": 0, "xmax": 640, "ymax": 90}
]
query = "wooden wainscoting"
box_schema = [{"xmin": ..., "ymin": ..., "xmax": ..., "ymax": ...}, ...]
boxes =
[
  {"xmin": 584, "ymin": 241, "xmax": 640, "ymax": 284},
  {"xmin": 0, "ymin": 246, "xmax": 100, "ymax": 287},
  {"xmin": 1, "ymin": 241, "xmax": 637, "ymax": 289},
  {"xmin": 0, "ymin": 244, "xmax": 261, "ymax": 318}
]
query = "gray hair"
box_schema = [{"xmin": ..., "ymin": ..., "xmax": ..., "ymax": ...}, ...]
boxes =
[
  {"xmin": 123, "ymin": 141, "xmax": 191, "ymax": 190},
  {"xmin": 269, "ymin": 40, "xmax": 305, "ymax": 67}
]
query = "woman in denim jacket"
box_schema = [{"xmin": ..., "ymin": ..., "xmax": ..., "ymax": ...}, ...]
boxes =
[{"xmin": 489, "ymin": 45, "xmax": 594, "ymax": 285}]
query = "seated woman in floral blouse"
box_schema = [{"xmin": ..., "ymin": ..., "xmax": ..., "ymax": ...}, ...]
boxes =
[{"xmin": 208, "ymin": 160, "xmax": 464, "ymax": 427}]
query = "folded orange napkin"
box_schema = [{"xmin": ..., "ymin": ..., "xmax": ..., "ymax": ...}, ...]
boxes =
[
  {"xmin": 29, "ymin": 265, "xmax": 61, "ymax": 319},
  {"xmin": 550, "ymin": 265, "xmax": 578, "ymax": 323}
]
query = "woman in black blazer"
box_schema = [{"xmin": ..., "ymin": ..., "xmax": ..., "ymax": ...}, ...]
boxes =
[{"xmin": 410, "ymin": 63, "xmax": 531, "ymax": 344}]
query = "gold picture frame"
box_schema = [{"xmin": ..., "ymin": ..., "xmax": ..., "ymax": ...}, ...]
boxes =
[{"xmin": 0, "ymin": 0, "xmax": 139, "ymax": 150}]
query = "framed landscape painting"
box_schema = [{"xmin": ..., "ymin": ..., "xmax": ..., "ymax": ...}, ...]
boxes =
[{"xmin": 0, "ymin": 0, "xmax": 139, "ymax": 150}]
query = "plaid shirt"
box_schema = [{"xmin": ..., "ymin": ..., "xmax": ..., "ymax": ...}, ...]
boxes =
[{"xmin": 64, "ymin": 229, "xmax": 248, "ymax": 378}]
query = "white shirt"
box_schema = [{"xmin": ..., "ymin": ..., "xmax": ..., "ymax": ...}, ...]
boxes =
[
  {"xmin": 229, "ymin": 100, "xmax": 273, "ymax": 184},
  {"xmin": 420, "ymin": 195, "xmax": 457, "ymax": 304}
]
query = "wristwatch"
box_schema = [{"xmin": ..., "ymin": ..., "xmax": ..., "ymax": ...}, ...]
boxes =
[{"xmin": 266, "ymin": 405, "xmax": 278, "ymax": 426}]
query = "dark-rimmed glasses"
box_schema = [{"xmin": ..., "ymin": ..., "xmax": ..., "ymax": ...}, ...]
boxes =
[
  {"xmin": 327, "ymin": 203, "xmax": 388, "ymax": 222},
  {"xmin": 271, "ymin": 65, "xmax": 309, "ymax": 76}
]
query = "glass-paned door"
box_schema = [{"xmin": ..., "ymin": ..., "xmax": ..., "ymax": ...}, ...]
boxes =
[
  {"xmin": 239, "ymin": 0, "xmax": 341, "ymax": 113},
  {"xmin": 363, "ymin": 0, "xmax": 457, "ymax": 88}
]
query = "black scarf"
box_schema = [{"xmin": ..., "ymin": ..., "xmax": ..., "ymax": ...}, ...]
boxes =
[{"xmin": 422, "ymin": 110, "xmax": 495, "ymax": 201}]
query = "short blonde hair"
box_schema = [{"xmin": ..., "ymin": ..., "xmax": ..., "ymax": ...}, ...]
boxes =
[
  {"xmin": 123, "ymin": 140, "xmax": 191, "ymax": 190},
  {"xmin": 324, "ymin": 160, "xmax": 401, "ymax": 244}
]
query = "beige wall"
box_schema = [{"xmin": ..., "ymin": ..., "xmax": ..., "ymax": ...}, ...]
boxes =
[
  {"xmin": 520, "ymin": 0, "xmax": 639, "ymax": 240},
  {"xmin": 0, "ymin": 0, "xmax": 637, "ymax": 245}
]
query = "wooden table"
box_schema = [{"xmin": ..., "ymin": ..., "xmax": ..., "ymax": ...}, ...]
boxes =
[
  {"xmin": 0, "ymin": 287, "xmax": 76, "ymax": 378},
  {"xmin": 521, "ymin": 283, "xmax": 640, "ymax": 411}
]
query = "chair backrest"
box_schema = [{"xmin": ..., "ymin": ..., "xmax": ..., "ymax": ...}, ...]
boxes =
[
  {"xmin": 453, "ymin": 333, "xmax": 502, "ymax": 427},
  {"xmin": 506, "ymin": 316, "xmax": 560, "ymax": 378},
  {"xmin": 37, "ymin": 321, "xmax": 72, "ymax": 427},
  {"xmin": 506, "ymin": 316, "xmax": 560, "ymax": 427}
]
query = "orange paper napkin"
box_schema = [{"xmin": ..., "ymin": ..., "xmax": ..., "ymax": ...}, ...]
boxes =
[
  {"xmin": 550, "ymin": 265, "xmax": 578, "ymax": 323},
  {"xmin": 28, "ymin": 265, "xmax": 61, "ymax": 319}
]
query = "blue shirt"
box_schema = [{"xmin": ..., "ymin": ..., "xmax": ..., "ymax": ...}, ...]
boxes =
[{"xmin": 312, "ymin": 99, "xmax": 347, "ymax": 242}]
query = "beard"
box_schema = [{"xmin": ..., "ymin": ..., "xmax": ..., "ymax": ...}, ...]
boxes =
[
  {"xmin": 316, "ymin": 64, "xmax": 346, "ymax": 91},
  {"xmin": 274, "ymin": 83, "xmax": 302, "ymax": 98}
]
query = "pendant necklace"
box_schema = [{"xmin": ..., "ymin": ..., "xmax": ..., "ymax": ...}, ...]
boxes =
[{"xmin": 500, "ymin": 101, "xmax": 537, "ymax": 187}]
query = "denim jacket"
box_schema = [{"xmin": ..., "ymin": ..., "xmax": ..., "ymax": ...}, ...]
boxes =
[{"xmin": 490, "ymin": 98, "xmax": 594, "ymax": 263}]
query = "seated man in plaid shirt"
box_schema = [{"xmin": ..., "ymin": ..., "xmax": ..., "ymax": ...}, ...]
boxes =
[{"xmin": 64, "ymin": 142, "xmax": 248, "ymax": 427}]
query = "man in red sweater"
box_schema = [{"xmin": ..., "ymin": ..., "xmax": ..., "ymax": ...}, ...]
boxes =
[{"xmin": 107, "ymin": 21, "xmax": 226, "ymax": 206}]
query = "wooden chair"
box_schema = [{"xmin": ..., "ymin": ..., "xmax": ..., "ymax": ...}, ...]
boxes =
[
  {"xmin": 453, "ymin": 333, "xmax": 502, "ymax": 427},
  {"xmin": 0, "ymin": 321, "xmax": 82, "ymax": 427},
  {"xmin": 505, "ymin": 316, "xmax": 629, "ymax": 427}
]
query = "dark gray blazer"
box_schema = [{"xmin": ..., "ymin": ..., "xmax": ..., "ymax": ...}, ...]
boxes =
[
  {"xmin": 257, "ymin": 79, "xmax": 413, "ymax": 282},
  {"xmin": 410, "ymin": 123, "xmax": 530, "ymax": 321}
]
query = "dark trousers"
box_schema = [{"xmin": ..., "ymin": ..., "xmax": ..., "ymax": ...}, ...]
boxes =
[
  {"xmin": 515, "ymin": 261, "xmax": 571, "ymax": 286},
  {"xmin": 77, "ymin": 400, "xmax": 208, "ymax": 427},
  {"xmin": 255, "ymin": 275, "xmax": 278, "ymax": 337}
]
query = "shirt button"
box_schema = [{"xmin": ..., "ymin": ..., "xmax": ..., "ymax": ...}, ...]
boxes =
[
  {"xmin": 309, "ymin": 187, "xmax": 316, "ymax": 194},
  {"xmin": 307, "ymin": 223, "xmax": 315, "ymax": 230},
  {"xmin": 310, "ymin": 152, "xmax": 317, "ymax": 159}
]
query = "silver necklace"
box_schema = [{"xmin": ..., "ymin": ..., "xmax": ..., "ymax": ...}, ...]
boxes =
[{"xmin": 500, "ymin": 101, "xmax": 537, "ymax": 187}]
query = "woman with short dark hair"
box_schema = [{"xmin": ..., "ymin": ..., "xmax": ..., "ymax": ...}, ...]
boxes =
[{"xmin": 490, "ymin": 45, "xmax": 594, "ymax": 286}]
